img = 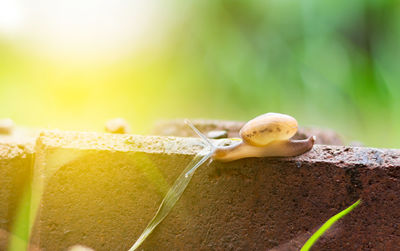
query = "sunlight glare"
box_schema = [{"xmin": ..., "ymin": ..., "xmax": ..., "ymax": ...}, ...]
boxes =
[{"xmin": 19, "ymin": 0, "xmax": 166, "ymax": 64}]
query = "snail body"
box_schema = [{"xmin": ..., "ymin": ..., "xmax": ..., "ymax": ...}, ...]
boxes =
[
  {"xmin": 186, "ymin": 113, "xmax": 315, "ymax": 165},
  {"xmin": 213, "ymin": 135, "xmax": 315, "ymax": 162}
]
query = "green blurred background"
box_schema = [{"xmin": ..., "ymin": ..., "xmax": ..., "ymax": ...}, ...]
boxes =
[{"xmin": 0, "ymin": 0, "xmax": 399, "ymax": 147}]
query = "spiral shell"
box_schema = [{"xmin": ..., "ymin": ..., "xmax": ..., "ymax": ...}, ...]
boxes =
[{"xmin": 239, "ymin": 113, "xmax": 298, "ymax": 146}]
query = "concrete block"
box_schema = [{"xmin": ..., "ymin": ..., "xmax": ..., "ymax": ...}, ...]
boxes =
[
  {"xmin": 0, "ymin": 141, "xmax": 33, "ymax": 249},
  {"xmin": 30, "ymin": 130, "xmax": 400, "ymax": 250},
  {"xmin": 30, "ymin": 131, "xmax": 203, "ymax": 250}
]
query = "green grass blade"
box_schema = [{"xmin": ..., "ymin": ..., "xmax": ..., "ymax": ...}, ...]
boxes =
[{"xmin": 300, "ymin": 199, "xmax": 361, "ymax": 251}]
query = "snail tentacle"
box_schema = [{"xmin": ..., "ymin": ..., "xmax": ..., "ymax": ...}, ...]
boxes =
[{"xmin": 184, "ymin": 120, "xmax": 217, "ymax": 177}]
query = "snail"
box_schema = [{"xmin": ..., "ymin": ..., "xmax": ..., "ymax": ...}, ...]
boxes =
[{"xmin": 185, "ymin": 113, "xmax": 315, "ymax": 176}]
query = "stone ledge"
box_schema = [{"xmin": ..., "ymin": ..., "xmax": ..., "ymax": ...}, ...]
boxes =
[
  {"xmin": 28, "ymin": 130, "xmax": 399, "ymax": 250},
  {"xmin": 35, "ymin": 130, "xmax": 205, "ymax": 154}
]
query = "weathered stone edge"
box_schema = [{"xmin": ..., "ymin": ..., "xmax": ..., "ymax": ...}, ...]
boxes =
[
  {"xmin": 0, "ymin": 142, "xmax": 34, "ymax": 159},
  {"xmin": 37, "ymin": 130, "xmax": 400, "ymax": 168}
]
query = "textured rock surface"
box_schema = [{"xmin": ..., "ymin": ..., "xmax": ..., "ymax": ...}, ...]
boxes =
[
  {"xmin": 0, "ymin": 141, "xmax": 34, "ymax": 249},
  {"xmin": 30, "ymin": 131, "xmax": 399, "ymax": 250},
  {"xmin": 153, "ymin": 119, "xmax": 344, "ymax": 145}
]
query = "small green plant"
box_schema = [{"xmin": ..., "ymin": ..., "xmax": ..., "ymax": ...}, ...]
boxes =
[{"xmin": 300, "ymin": 199, "xmax": 361, "ymax": 251}]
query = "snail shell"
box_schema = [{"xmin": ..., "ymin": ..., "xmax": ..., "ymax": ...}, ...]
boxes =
[{"xmin": 240, "ymin": 113, "xmax": 298, "ymax": 146}]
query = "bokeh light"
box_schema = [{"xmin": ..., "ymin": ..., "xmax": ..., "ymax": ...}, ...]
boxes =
[{"xmin": 0, "ymin": 0, "xmax": 399, "ymax": 147}]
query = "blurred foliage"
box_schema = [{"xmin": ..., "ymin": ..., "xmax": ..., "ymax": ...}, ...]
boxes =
[{"xmin": 0, "ymin": 0, "xmax": 399, "ymax": 147}]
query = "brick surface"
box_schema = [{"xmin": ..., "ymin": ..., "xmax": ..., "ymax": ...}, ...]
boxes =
[{"xmin": 29, "ymin": 131, "xmax": 399, "ymax": 250}]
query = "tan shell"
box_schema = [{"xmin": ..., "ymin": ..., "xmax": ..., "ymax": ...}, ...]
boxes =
[{"xmin": 239, "ymin": 113, "xmax": 298, "ymax": 146}]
